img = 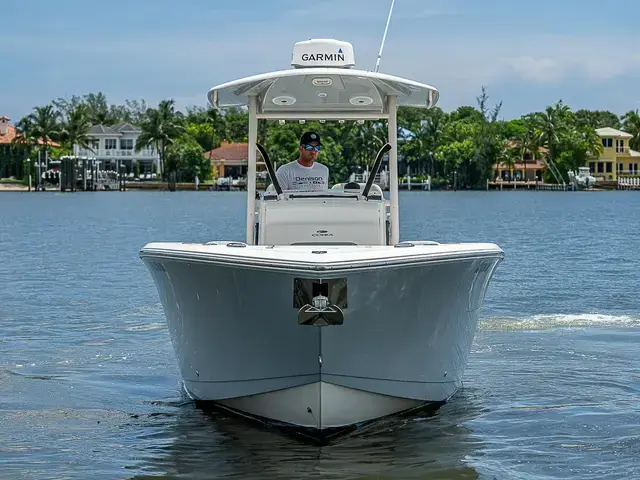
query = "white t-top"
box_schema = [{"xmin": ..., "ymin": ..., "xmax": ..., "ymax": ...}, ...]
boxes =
[{"xmin": 275, "ymin": 160, "xmax": 329, "ymax": 191}]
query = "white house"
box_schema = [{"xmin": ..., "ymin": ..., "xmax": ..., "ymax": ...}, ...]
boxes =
[{"xmin": 75, "ymin": 123, "xmax": 161, "ymax": 174}]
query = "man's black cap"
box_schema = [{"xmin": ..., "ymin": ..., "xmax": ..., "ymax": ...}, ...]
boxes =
[{"xmin": 300, "ymin": 131, "xmax": 322, "ymax": 146}]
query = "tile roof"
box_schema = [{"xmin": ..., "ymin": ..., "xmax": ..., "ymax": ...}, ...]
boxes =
[
  {"xmin": 39, "ymin": 137, "xmax": 61, "ymax": 147},
  {"xmin": 595, "ymin": 127, "xmax": 633, "ymax": 138},
  {"xmin": 507, "ymin": 139, "xmax": 549, "ymax": 153},
  {"xmin": 0, "ymin": 124, "xmax": 18, "ymax": 144},
  {"xmin": 205, "ymin": 142, "xmax": 249, "ymax": 166},
  {"xmin": 0, "ymin": 122, "xmax": 60, "ymax": 146}
]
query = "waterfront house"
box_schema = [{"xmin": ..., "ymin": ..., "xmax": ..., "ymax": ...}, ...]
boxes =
[
  {"xmin": 0, "ymin": 116, "xmax": 17, "ymax": 144},
  {"xmin": 493, "ymin": 141, "xmax": 548, "ymax": 182},
  {"xmin": 74, "ymin": 123, "xmax": 161, "ymax": 175},
  {"xmin": 0, "ymin": 116, "xmax": 21, "ymax": 178},
  {"xmin": 589, "ymin": 127, "xmax": 640, "ymax": 181},
  {"xmin": 0, "ymin": 115, "xmax": 61, "ymax": 148},
  {"xmin": 0, "ymin": 116, "xmax": 60, "ymax": 178},
  {"xmin": 205, "ymin": 141, "xmax": 267, "ymax": 179}
]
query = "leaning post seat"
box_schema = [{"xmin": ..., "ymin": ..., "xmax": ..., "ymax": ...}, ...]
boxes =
[{"xmin": 257, "ymin": 184, "xmax": 387, "ymax": 246}]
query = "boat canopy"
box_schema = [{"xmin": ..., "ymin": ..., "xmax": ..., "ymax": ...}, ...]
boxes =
[
  {"xmin": 208, "ymin": 68, "xmax": 439, "ymax": 119},
  {"xmin": 206, "ymin": 39, "xmax": 438, "ymax": 246}
]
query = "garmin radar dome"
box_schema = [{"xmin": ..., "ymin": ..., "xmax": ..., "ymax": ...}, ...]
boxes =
[{"xmin": 291, "ymin": 39, "xmax": 356, "ymax": 69}]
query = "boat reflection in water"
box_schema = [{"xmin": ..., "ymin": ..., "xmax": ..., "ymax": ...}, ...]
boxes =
[{"xmin": 125, "ymin": 388, "xmax": 486, "ymax": 479}]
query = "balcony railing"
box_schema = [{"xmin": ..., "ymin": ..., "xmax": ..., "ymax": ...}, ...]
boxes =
[
  {"xmin": 603, "ymin": 146, "xmax": 632, "ymax": 154},
  {"xmin": 77, "ymin": 148, "xmax": 158, "ymax": 159}
]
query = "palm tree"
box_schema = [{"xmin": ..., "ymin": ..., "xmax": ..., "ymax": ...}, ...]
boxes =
[
  {"xmin": 7, "ymin": 118, "xmax": 35, "ymax": 179},
  {"xmin": 135, "ymin": 99, "xmax": 185, "ymax": 179},
  {"xmin": 535, "ymin": 103, "xmax": 570, "ymax": 158},
  {"xmin": 422, "ymin": 109, "xmax": 446, "ymax": 177},
  {"xmin": 621, "ymin": 110, "xmax": 640, "ymax": 151},
  {"xmin": 519, "ymin": 125, "xmax": 542, "ymax": 162},
  {"xmin": 398, "ymin": 127, "xmax": 424, "ymax": 179},
  {"xmin": 61, "ymin": 104, "xmax": 93, "ymax": 154},
  {"xmin": 562, "ymin": 126, "xmax": 604, "ymax": 175},
  {"xmin": 582, "ymin": 127, "xmax": 604, "ymax": 159},
  {"xmin": 350, "ymin": 121, "xmax": 384, "ymax": 168},
  {"xmin": 205, "ymin": 107, "xmax": 225, "ymax": 150},
  {"xmin": 12, "ymin": 115, "xmax": 45, "ymax": 185},
  {"xmin": 25, "ymin": 105, "xmax": 61, "ymax": 172},
  {"xmin": 12, "ymin": 116, "xmax": 38, "ymax": 149},
  {"xmin": 527, "ymin": 102, "xmax": 571, "ymax": 184},
  {"xmin": 497, "ymin": 139, "xmax": 519, "ymax": 183}
]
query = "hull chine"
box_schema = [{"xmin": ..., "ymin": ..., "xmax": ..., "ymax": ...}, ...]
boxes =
[{"xmin": 190, "ymin": 381, "xmax": 446, "ymax": 443}]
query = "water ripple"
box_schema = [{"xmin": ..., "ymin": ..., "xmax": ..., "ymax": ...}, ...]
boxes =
[{"xmin": 1, "ymin": 191, "xmax": 639, "ymax": 479}]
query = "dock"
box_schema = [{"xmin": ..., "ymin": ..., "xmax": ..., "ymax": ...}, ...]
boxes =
[{"xmin": 488, "ymin": 180, "xmax": 568, "ymax": 191}]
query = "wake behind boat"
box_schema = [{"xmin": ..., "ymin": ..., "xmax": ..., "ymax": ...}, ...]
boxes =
[{"xmin": 139, "ymin": 37, "xmax": 504, "ymax": 440}]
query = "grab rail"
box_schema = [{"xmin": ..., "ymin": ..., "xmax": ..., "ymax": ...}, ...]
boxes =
[
  {"xmin": 256, "ymin": 143, "xmax": 283, "ymax": 195},
  {"xmin": 362, "ymin": 143, "xmax": 392, "ymax": 198}
]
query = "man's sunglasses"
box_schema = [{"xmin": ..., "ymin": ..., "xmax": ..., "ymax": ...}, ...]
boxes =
[{"xmin": 302, "ymin": 144, "xmax": 321, "ymax": 152}]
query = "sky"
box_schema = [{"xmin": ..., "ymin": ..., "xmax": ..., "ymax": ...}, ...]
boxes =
[{"xmin": 2, "ymin": 0, "xmax": 640, "ymax": 122}]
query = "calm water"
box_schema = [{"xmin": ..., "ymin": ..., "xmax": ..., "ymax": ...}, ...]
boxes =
[{"xmin": 1, "ymin": 190, "xmax": 639, "ymax": 479}]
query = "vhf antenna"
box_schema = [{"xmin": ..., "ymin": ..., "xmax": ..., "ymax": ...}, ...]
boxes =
[{"xmin": 374, "ymin": 0, "xmax": 396, "ymax": 72}]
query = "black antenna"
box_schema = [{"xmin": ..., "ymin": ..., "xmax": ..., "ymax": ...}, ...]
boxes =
[
  {"xmin": 256, "ymin": 143, "xmax": 283, "ymax": 195},
  {"xmin": 362, "ymin": 143, "xmax": 392, "ymax": 198}
]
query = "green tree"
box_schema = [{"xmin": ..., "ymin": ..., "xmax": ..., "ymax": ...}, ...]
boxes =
[
  {"xmin": 135, "ymin": 99, "xmax": 186, "ymax": 179},
  {"xmin": 400, "ymin": 107, "xmax": 447, "ymax": 177},
  {"xmin": 621, "ymin": 110, "xmax": 640, "ymax": 151},
  {"xmin": 471, "ymin": 87, "xmax": 504, "ymax": 188},
  {"xmin": 221, "ymin": 108, "xmax": 249, "ymax": 142},
  {"xmin": 165, "ymin": 135, "xmax": 210, "ymax": 182},
  {"xmin": 525, "ymin": 101, "xmax": 572, "ymax": 183},
  {"xmin": 185, "ymin": 123, "xmax": 217, "ymax": 152},
  {"xmin": 502, "ymin": 119, "xmax": 528, "ymax": 140},
  {"xmin": 24, "ymin": 105, "xmax": 62, "ymax": 170},
  {"xmin": 60, "ymin": 104, "xmax": 92, "ymax": 152},
  {"xmin": 496, "ymin": 139, "xmax": 521, "ymax": 182},
  {"xmin": 556, "ymin": 126, "xmax": 604, "ymax": 177},
  {"xmin": 517, "ymin": 122, "xmax": 543, "ymax": 161},
  {"xmin": 348, "ymin": 121, "xmax": 385, "ymax": 167},
  {"xmin": 435, "ymin": 139, "xmax": 475, "ymax": 187},
  {"xmin": 84, "ymin": 92, "xmax": 115, "ymax": 125},
  {"xmin": 574, "ymin": 109, "xmax": 621, "ymax": 130}
]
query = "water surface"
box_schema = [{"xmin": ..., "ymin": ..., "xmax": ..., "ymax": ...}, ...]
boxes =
[{"xmin": 1, "ymin": 190, "xmax": 638, "ymax": 479}]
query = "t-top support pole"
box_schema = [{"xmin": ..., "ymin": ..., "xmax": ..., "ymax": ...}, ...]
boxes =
[
  {"xmin": 246, "ymin": 95, "xmax": 258, "ymax": 244},
  {"xmin": 387, "ymin": 94, "xmax": 399, "ymax": 244}
]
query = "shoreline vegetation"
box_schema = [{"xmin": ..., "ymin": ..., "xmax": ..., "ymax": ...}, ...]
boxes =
[{"xmin": 1, "ymin": 88, "xmax": 640, "ymax": 190}]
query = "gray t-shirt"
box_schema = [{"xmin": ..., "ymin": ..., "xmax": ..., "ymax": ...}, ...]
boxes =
[{"xmin": 275, "ymin": 160, "xmax": 329, "ymax": 191}]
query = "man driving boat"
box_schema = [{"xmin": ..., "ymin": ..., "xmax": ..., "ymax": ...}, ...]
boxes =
[{"xmin": 275, "ymin": 131, "xmax": 329, "ymax": 191}]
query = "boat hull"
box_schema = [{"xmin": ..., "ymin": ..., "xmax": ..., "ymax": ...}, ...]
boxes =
[{"xmin": 140, "ymin": 242, "xmax": 502, "ymax": 433}]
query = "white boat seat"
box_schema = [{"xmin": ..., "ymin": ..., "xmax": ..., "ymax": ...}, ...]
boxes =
[
  {"xmin": 264, "ymin": 182, "xmax": 383, "ymax": 198},
  {"xmin": 257, "ymin": 190, "xmax": 387, "ymax": 246},
  {"xmin": 331, "ymin": 182, "xmax": 384, "ymax": 199}
]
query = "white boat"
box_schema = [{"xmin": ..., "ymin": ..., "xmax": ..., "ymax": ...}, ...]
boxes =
[
  {"xmin": 139, "ymin": 37, "xmax": 504, "ymax": 440},
  {"xmin": 568, "ymin": 166, "xmax": 597, "ymax": 189}
]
